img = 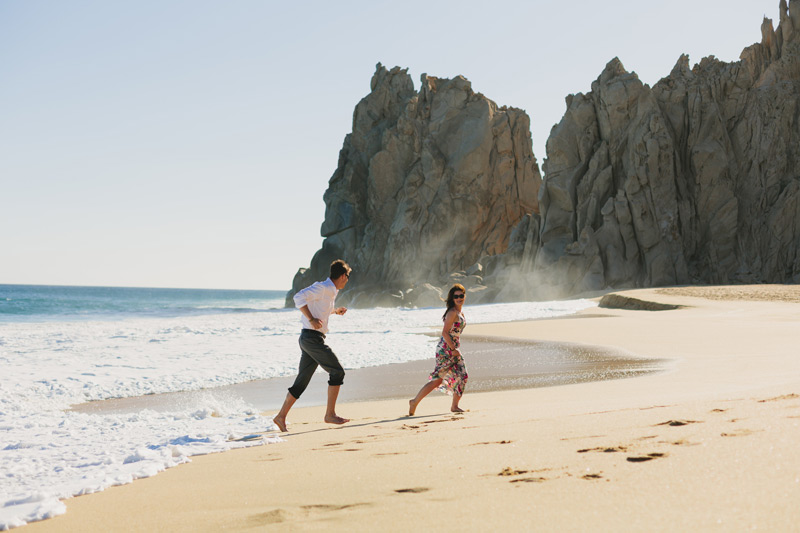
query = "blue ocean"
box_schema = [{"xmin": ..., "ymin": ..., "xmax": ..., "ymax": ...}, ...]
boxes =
[{"xmin": 0, "ymin": 284, "xmax": 287, "ymax": 322}]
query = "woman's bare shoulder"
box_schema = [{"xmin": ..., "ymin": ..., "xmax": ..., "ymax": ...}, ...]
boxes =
[{"xmin": 444, "ymin": 307, "xmax": 460, "ymax": 320}]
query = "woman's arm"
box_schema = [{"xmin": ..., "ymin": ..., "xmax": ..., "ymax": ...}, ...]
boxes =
[{"xmin": 441, "ymin": 309, "xmax": 460, "ymax": 353}]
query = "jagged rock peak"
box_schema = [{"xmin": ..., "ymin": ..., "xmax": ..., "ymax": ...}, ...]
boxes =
[
  {"xmin": 670, "ymin": 54, "xmax": 693, "ymax": 78},
  {"xmin": 601, "ymin": 57, "xmax": 631, "ymax": 80},
  {"xmin": 762, "ymin": 16, "xmax": 777, "ymax": 49},
  {"xmin": 370, "ymin": 62, "xmax": 411, "ymax": 91}
]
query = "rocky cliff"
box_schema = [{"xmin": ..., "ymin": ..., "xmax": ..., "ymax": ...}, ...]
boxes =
[
  {"xmin": 287, "ymin": 64, "xmax": 541, "ymax": 307},
  {"xmin": 488, "ymin": 1, "xmax": 800, "ymax": 300},
  {"xmin": 288, "ymin": 2, "xmax": 800, "ymax": 307}
]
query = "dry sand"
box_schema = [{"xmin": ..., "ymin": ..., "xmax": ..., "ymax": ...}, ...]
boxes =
[{"xmin": 26, "ymin": 286, "xmax": 800, "ymax": 532}]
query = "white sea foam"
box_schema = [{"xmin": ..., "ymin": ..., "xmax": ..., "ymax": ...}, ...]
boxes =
[{"xmin": 0, "ymin": 298, "xmax": 594, "ymax": 529}]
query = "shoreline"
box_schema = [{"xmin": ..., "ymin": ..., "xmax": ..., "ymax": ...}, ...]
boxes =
[
  {"xmin": 25, "ymin": 286, "xmax": 800, "ymax": 531},
  {"xmin": 71, "ymin": 333, "xmax": 664, "ymax": 416}
]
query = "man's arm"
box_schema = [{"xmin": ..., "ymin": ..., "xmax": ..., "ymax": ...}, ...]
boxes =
[
  {"xmin": 293, "ymin": 281, "xmax": 322, "ymax": 308},
  {"xmin": 298, "ymin": 304, "xmax": 323, "ymax": 330}
]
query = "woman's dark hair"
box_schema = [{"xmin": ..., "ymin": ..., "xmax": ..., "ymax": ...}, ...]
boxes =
[
  {"xmin": 442, "ymin": 283, "xmax": 466, "ymax": 321},
  {"xmin": 330, "ymin": 259, "xmax": 351, "ymax": 280}
]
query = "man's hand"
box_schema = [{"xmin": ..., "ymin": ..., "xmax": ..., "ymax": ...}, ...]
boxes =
[{"xmin": 334, "ymin": 307, "xmax": 348, "ymax": 316}]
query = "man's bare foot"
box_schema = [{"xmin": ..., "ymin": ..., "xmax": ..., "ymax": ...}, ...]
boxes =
[
  {"xmin": 324, "ymin": 414, "xmax": 350, "ymax": 425},
  {"xmin": 451, "ymin": 407, "xmax": 465, "ymax": 413},
  {"xmin": 408, "ymin": 399, "xmax": 418, "ymax": 416},
  {"xmin": 273, "ymin": 416, "xmax": 287, "ymax": 432}
]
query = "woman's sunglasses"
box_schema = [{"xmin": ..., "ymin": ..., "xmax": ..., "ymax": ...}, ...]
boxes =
[{"xmin": 453, "ymin": 294, "xmax": 465, "ymax": 299}]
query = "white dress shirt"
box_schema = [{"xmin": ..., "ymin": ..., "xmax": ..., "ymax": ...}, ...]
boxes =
[{"xmin": 293, "ymin": 278, "xmax": 338, "ymax": 335}]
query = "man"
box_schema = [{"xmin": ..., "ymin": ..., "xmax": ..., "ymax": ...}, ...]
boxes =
[{"xmin": 272, "ymin": 259, "xmax": 351, "ymax": 432}]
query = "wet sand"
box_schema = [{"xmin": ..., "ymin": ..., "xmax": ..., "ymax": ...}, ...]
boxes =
[{"xmin": 73, "ymin": 335, "xmax": 665, "ymax": 415}]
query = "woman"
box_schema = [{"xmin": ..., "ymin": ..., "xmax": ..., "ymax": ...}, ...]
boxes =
[{"xmin": 409, "ymin": 284, "xmax": 469, "ymax": 415}]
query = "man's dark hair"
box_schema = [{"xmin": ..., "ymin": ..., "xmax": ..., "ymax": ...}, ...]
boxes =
[{"xmin": 330, "ymin": 259, "xmax": 351, "ymax": 280}]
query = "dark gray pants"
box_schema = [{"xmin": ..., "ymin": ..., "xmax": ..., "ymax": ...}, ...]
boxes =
[{"xmin": 287, "ymin": 329, "xmax": 345, "ymax": 399}]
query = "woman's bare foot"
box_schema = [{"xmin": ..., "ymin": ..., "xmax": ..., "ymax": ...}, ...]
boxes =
[
  {"xmin": 273, "ymin": 416, "xmax": 287, "ymax": 432},
  {"xmin": 408, "ymin": 399, "xmax": 417, "ymax": 416},
  {"xmin": 324, "ymin": 414, "xmax": 350, "ymax": 425},
  {"xmin": 451, "ymin": 406, "xmax": 465, "ymax": 413}
]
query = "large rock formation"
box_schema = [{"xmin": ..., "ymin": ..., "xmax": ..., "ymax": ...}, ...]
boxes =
[
  {"xmin": 289, "ymin": 1, "xmax": 800, "ymax": 307},
  {"xmin": 287, "ymin": 64, "xmax": 541, "ymax": 306},
  {"xmin": 484, "ymin": 1, "xmax": 800, "ymax": 299}
]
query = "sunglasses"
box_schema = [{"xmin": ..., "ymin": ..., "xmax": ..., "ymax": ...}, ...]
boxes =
[{"xmin": 453, "ymin": 294, "xmax": 465, "ymax": 299}]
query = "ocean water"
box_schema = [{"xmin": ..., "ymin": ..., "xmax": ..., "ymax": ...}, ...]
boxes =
[{"xmin": 0, "ymin": 284, "xmax": 595, "ymax": 529}]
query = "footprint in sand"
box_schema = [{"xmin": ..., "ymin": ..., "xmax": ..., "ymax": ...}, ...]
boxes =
[
  {"xmin": 758, "ymin": 393, "xmax": 799, "ymax": 403},
  {"xmin": 656, "ymin": 419, "xmax": 701, "ymax": 427},
  {"xmin": 582, "ymin": 473, "xmax": 603, "ymax": 480},
  {"xmin": 510, "ymin": 477, "xmax": 547, "ymax": 483},
  {"xmin": 497, "ymin": 467, "xmax": 548, "ymax": 483},
  {"xmin": 669, "ymin": 438, "xmax": 701, "ymax": 447},
  {"xmin": 248, "ymin": 509, "xmax": 289, "ymax": 525},
  {"xmin": 577, "ymin": 445, "xmax": 628, "ymax": 453},
  {"xmin": 721, "ymin": 429, "xmax": 756, "ymax": 437},
  {"xmin": 626, "ymin": 452, "xmax": 668, "ymax": 463},
  {"xmin": 312, "ymin": 442, "xmax": 347, "ymax": 451},
  {"xmin": 471, "ymin": 440, "xmax": 513, "ymax": 446},
  {"xmin": 394, "ymin": 487, "xmax": 430, "ymax": 494},
  {"xmin": 498, "ymin": 467, "xmax": 528, "ymax": 476},
  {"xmin": 301, "ymin": 503, "xmax": 370, "ymax": 512},
  {"xmin": 422, "ymin": 418, "xmax": 460, "ymax": 425}
]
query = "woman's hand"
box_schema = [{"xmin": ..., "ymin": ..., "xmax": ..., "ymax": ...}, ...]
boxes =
[
  {"xmin": 309, "ymin": 318, "xmax": 323, "ymax": 329},
  {"xmin": 334, "ymin": 307, "xmax": 347, "ymax": 316}
]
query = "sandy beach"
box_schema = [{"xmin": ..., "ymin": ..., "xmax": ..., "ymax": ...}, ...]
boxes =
[{"xmin": 26, "ymin": 286, "xmax": 800, "ymax": 532}]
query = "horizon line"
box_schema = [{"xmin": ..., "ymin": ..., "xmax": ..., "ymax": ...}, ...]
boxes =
[{"xmin": 0, "ymin": 282, "xmax": 289, "ymax": 292}]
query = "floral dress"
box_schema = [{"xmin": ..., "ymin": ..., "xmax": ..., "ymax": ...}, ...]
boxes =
[{"xmin": 430, "ymin": 311, "xmax": 468, "ymax": 396}]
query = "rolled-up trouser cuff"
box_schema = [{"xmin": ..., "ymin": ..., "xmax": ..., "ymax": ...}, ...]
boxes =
[{"xmin": 287, "ymin": 329, "xmax": 345, "ymax": 398}]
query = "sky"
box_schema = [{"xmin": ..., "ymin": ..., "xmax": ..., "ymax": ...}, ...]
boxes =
[{"xmin": 0, "ymin": 0, "xmax": 779, "ymax": 290}]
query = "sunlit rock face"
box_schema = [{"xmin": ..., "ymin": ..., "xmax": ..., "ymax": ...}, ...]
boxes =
[{"xmin": 288, "ymin": 63, "xmax": 541, "ymax": 307}]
